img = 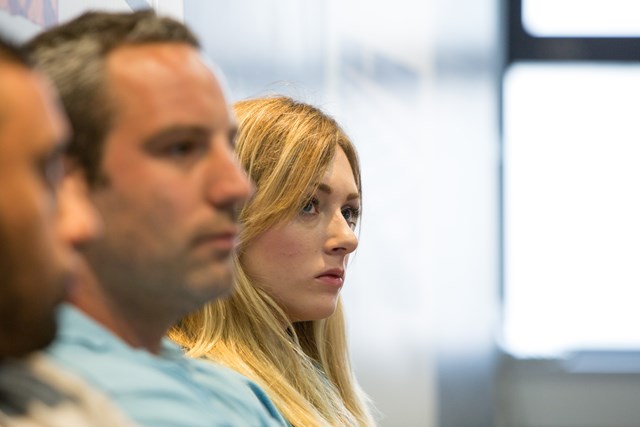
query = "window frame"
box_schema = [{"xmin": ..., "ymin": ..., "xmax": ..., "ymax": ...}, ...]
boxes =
[
  {"xmin": 499, "ymin": 2, "xmax": 640, "ymax": 425},
  {"xmin": 507, "ymin": 0, "xmax": 640, "ymax": 63}
]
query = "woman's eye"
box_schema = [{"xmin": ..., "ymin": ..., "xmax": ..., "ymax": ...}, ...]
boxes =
[
  {"xmin": 342, "ymin": 206, "xmax": 361, "ymax": 228},
  {"xmin": 301, "ymin": 197, "xmax": 319, "ymax": 215}
]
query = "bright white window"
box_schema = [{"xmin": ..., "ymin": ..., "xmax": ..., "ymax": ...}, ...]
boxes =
[
  {"xmin": 523, "ymin": 0, "xmax": 640, "ymax": 37},
  {"xmin": 503, "ymin": 63, "xmax": 640, "ymax": 357}
]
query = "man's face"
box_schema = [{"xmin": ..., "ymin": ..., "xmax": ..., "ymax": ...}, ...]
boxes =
[
  {"xmin": 0, "ymin": 64, "xmax": 100, "ymax": 358},
  {"xmin": 84, "ymin": 43, "xmax": 251, "ymax": 316}
]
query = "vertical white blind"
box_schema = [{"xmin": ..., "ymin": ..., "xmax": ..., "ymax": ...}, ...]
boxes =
[{"xmin": 503, "ymin": 63, "xmax": 640, "ymax": 357}]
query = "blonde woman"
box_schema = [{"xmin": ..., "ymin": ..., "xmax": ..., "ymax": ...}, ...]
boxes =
[{"xmin": 170, "ymin": 96, "xmax": 377, "ymax": 426}]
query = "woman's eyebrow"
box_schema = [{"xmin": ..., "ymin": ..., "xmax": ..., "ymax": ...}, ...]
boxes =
[{"xmin": 317, "ymin": 183, "xmax": 359, "ymax": 201}]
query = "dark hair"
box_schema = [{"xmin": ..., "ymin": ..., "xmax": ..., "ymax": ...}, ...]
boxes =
[{"xmin": 24, "ymin": 10, "xmax": 200, "ymax": 186}]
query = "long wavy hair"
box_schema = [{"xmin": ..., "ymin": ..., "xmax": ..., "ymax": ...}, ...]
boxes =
[{"xmin": 170, "ymin": 96, "xmax": 376, "ymax": 426}]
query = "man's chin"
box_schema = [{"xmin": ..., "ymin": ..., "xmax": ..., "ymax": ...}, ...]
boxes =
[
  {"xmin": 214, "ymin": 282, "xmax": 235, "ymax": 301},
  {"xmin": 188, "ymin": 270, "xmax": 235, "ymax": 304}
]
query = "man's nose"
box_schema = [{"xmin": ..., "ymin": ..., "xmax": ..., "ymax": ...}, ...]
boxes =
[
  {"xmin": 55, "ymin": 171, "xmax": 102, "ymax": 248},
  {"xmin": 204, "ymin": 139, "xmax": 253, "ymax": 211}
]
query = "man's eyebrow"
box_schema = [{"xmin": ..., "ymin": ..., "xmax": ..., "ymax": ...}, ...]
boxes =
[
  {"xmin": 143, "ymin": 125, "xmax": 210, "ymax": 145},
  {"xmin": 54, "ymin": 137, "xmax": 70, "ymax": 154},
  {"xmin": 317, "ymin": 183, "xmax": 360, "ymax": 201},
  {"xmin": 47, "ymin": 134, "xmax": 70, "ymax": 159}
]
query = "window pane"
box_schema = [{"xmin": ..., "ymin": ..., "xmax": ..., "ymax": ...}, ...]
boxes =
[
  {"xmin": 523, "ymin": 0, "xmax": 640, "ymax": 37},
  {"xmin": 503, "ymin": 63, "xmax": 640, "ymax": 357}
]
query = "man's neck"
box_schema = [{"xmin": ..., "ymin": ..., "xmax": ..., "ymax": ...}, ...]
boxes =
[{"xmin": 67, "ymin": 261, "xmax": 173, "ymax": 355}]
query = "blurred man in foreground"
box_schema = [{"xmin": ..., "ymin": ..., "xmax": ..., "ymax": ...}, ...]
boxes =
[{"xmin": 0, "ymin": 34, "xmax": 136, "ymax": 426}]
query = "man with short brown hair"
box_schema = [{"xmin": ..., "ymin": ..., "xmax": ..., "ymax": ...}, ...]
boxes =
[{"xmin": 26, "ymin": 10, "xmax": 287, "ymax": 427}]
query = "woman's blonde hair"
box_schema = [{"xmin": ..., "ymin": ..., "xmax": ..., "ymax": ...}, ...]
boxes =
[{"xmin": 170, "ymin": 96, "xmax": 376, "ymax": 426}]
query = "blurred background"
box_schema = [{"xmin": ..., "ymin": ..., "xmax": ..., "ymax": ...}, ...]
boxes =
[{"xmin": 3, "ymin": 1, "xmax": 640, "ymax": 426}]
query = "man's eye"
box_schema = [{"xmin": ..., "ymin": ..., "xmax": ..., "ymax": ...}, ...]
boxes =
[
  {"xmin": 166, "ymin": 140, "xmax": 201, "ymax": 157},
  {"xmin": 40, "ymin": 155, "xmax": 64, "ymax": 190}
]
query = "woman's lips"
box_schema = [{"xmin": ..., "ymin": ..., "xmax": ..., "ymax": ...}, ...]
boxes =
[{"xmin": 315, "ymin": 268, "xmax": 344, "ymax": 287}]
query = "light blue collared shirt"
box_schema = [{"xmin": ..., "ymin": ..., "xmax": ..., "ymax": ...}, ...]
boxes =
[{"xmin": 46, "ymin": 304, "xmax": 289, "ymax": 427}]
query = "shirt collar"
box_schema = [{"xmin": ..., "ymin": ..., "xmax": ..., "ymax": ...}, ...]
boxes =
[{"xmin": 55, "ymin": 303, "xmax": 186, "ymax": 360}]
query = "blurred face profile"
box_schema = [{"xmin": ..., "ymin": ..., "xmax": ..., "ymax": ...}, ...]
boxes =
[
  {"xmin": 0, "ymin": 64, "xmax": 101, "ymax": 358},
  {"xmin": 84, "ymin": 43, "xmax": 251, "ymax": 316},
  {"xmin": 243, "ymin": 148, "xmax": 360, "ymax": 322}
]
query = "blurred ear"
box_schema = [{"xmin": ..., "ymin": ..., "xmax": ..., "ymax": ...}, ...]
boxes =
[{"xmin": 56, "ymin": 165, "xmax": 103, "ymax": 249}]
